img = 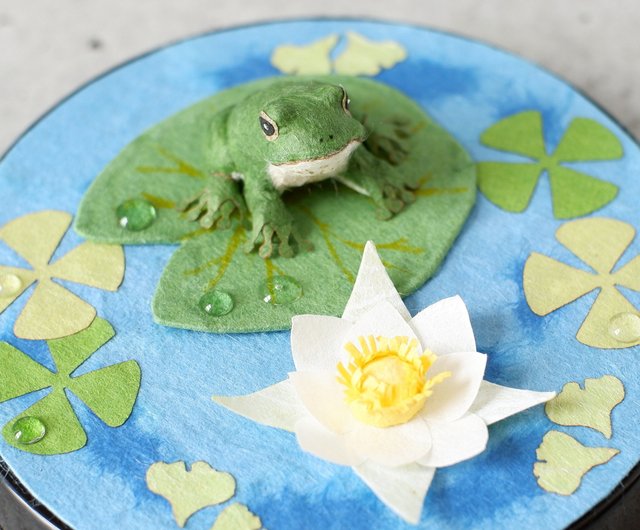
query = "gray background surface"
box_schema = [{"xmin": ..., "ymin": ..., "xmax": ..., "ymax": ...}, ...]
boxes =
[
  {"xmin": 0, "ymin": 1, "xmax": 639, "ymax": 529},
  {"xmin": 1, "ymin": 0, "xmax": 639, "ymax": 156}
]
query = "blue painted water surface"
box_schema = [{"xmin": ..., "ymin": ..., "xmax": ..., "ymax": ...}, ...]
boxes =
[{"xmin": 0, "ymin": 19, "xmax": 639, "ymax": 530}]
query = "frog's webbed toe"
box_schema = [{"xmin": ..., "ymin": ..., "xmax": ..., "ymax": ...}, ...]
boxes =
[{"xmin": 178, "ymin": 174, "xmax": 246, "ymax": 229}]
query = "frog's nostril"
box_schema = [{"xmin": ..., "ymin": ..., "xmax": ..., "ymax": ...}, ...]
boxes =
[
  {"xmin": 329, "ymin": 135, "xmax": 334, "ymax": 140},
  {"xmin": 319, "ymin": 138, "xmax": 324, "ymax": 143}
]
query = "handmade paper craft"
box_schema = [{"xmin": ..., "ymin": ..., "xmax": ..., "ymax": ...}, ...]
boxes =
[
  {"xmin": 214, "ymin": 242, "xmax": 555, "ymax": 524},
  {"xmin": 0, "ymin": 318, "xmax": 141, "ymax": 455},
  {"xmin": 478, "ymin": 111, "xmax": 623, "ymax": 218},
  {"xmin": 334, "ymin": 32, "xmax": 407, "ymax": 76},
  {"xmin": 534, "ymin": 431, "xmax": 619, "ymax": 495},
  {"xmin": 146, "ymin": 461, "xmax": 236, "ymax": 527},
  {"xmin": 524, "ymin": 217, "xmax": 640, "ymax": 348},
  {"xmin": 0, "ymin": 210, "xmax": 124, "ymax": 340},
  {"xmin": 545, "ymin": 375, "xmax": 624, "ymax": 438},
  {"xmin": 271, "ymin": 35, "xmax": 338, "ymax": 75},
  {"xmin": 75, "ymin": 76, "xmax": 475, "ymax": 333},
  {"xmin": 271, "ymin": 32, "xmax": 407, "ymax": 77},
  {"xmin": 210, "ymin": 504, "xmax": 263, "ymax": 530}
]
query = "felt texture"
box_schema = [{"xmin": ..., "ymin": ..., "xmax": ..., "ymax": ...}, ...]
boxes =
[
  {"xmin": 210, "ymin": 503, "xmax": 262, "ymax": 530},
  {"xmin": 271, "ymin": 35, "xmax": 338, "ymax": 75},
  {"xmin": 545, "ymin": 375, "xmax": 624, "ymax": 439},
  {"xmin": 0, "ymin": 211, "xmax": 124, "ymax": 340},
  {"xmin": 524, "ymin": 217, "xmax": 640, "ymax": 348},
  {"xmin": 214, "ymin": 244, "xmax": 555, "ymax": 524},
  {"xmin": 1, "ymin": 19, "xmax": 640, "ymax": 530},
  {"xmin": 146, "ymin": 461, "xmax": 236, "ymax": 528},
  {"xmin": 271, "ymin": 32, "xmax": 407, "ymax": 77},
  {"xmin": 534, "ymin": 431, "xmax": 619, "ymax": 496},
  {"xmin": 0, "ymin": 318, "xmax": 140, "ymax": 455},
  {"xmin": 478, "ymin": 111, "xmax": 623, "ymax": 218},
  {"xmin": 334, "ymin": 32, "xmax": 408, "ymax": 76},
  {"xmin": 75, "ymin": 76, "xmax": 475, "ymax": 333}
]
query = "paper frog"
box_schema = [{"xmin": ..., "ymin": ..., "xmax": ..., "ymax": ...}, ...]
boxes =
[{"xmin": 180, "ymin": 78, "xmax": 418, "ymax": 258}]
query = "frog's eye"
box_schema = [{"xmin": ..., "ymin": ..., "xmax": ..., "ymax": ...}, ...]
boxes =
[
  {"xmin": 341, "ymin": 89, "xmax": 351, "ymax": 115},
  {"xmin": 259, "ymin": 111, "xmax": 279, "ymax": 141}
]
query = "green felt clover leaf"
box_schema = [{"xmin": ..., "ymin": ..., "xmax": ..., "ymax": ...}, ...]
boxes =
[
  {"xmin": 0, "ymin": 318, "xmax": 141, "ymax": 455},
  {"xmin": 478, "ymin": 111, "xmax": 623, "ymax": 218},
  {"xmin": 75, "ymin": 76, "xmax": 476, "ymax": 333}
]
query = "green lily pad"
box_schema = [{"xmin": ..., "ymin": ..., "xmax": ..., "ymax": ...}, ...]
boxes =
[{"xmin": 75, "ymin": 76, "xmax": 476, "ymax": 333}]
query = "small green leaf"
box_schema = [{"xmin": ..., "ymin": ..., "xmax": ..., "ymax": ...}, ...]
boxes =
[
  {"xmin": 549, "ymin": 166, "xmax": 618, "ymax": 219},
  {"xmin": 69, "ymin": 360, "xmax": 141, "ymax": 427},
  {"xmin": 534, "ymin": 431, "xmax": 619, "ymax": 495},
  {"xmin": 477, "ymin": 162, "xmax": 542, "ymax": 212},
  {"xmin": 0, "ymin": 342, "xmax": 54, "ymax": 402},
  {"xmin": 48, "ymin": 317, "xmax": 115, "ymax": 376},
  {"xmin": 2, "ymin": 389, "xmax": 87, "ymax": 455},
  {"xmin": 545, "ymin": 375, "xmax": 624, "ymax": 438},
  {"xmin": 480, "ymin": 111, "xmax": 547, "ymax": 159},
  {"xmin": 553, "ymin": 118, "xmax": 624, "ymax": 162},
  {"xmin": 211, "ymin": 503, "xmax": 262, "ymax": 530}
]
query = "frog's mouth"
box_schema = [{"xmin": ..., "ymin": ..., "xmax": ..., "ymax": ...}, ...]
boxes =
[{"xmin": 268, "ymin": 139, "xmax": 362, "ymax": 191}]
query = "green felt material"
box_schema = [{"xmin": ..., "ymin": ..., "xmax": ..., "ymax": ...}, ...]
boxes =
[
  {"xmin": 74, "ymin": 75, "xmax": 476, "ymax": 333},
  {"xmin": 478, "ymin": 111, "xmax": 623, "ymax": 218},
  {"xmin": 0, "ymin": 318, "xmax": 141, "ymax": 455}
]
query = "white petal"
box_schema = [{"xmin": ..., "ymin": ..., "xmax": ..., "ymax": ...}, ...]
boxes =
[
  {"xmin": 421, "ymin": 352, "xmax": 487, "ymax": 423},
  {"xmin": 354, "ymin": 461, "xmax": 435, "ymax": 525},
  {"xmin": 410, "ymin": 295, "xmax": 476, "ymax": 355},
  {"xmin": 420, "ymin": 413, "xmax": 488, "ymax": 467},
  {"xmin": 346, "ymin": 418, "xmax": 432, "ymax": 468},
  {"xmin": 345, "ymin": 301, "xmax": 419, "ymax": 350},
  {"xmin": 289, "ymin": 371, "xmax": 355, "ymax": 434},
  {"xmin": 213, "ymin": 380, "xmax": 306, "ymax": 432},
  {"xmin": 290, "ymin": 315, "xmax": 352, "ymax": 372},
  {"xmin": 342, "ymin": 241, "xmax": 410, "ymax": 323},
  {"xmin": 469, "ymin": 380, "xmax": 556, "ymax": 425},
  {"xmin": 295, "ymin": 417, "xmax": 364, "ymax": 466}
]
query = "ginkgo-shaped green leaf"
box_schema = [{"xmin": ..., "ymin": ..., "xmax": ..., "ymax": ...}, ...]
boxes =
[
  {"xmin": 75, "ymin": 76, "xmax": 476, "ymax": 333},
  {"xmin": 0, "ymin": 318, "xmax": 141, "ymax": 455},
  {"xmin": 0, "ymin": 211, "xmax": 124, "ymax": 340},
  {"xmin": 524, "ymin": 217, "xmax": 640, "ymax": 349},
  {"xmin": 270, "ymin": 32, "xmax": 407, "ymax": 77},
  {"xmin": 478, "ymin": 111, "xmax": 623, "ymax": 218}
]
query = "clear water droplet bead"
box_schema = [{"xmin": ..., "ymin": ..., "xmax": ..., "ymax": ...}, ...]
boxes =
[
  {"xmin": 12, "ymin": 416, "xmax": 46, "ymax": 445},
  {"xmin": 0, "ymin": 273, "xmax": 22, "ymax": 298},
  {"xmin": 260, "ymin": 275, "xmax": 303, "ymax": 305},
  {"xmin": 199, "ymin": 289, "xmax": 234, "ymax": 316},
  {"xmin": 608, "ymin": 312, "xmax": 640, "ymax": 343},
  {"xmin": 116, "ymin": 199, "xmax": 156, "ymax": 231}
]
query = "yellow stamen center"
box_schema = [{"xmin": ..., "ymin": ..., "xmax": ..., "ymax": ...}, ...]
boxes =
[{"xmin": 336, "ymin": 335, "xmax": 451, "ymax": 428}]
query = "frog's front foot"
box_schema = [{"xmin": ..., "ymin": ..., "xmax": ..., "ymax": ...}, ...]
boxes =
[
  {"xmin": 179, "ymin": 174, "xmax": 246, "ymax": 229},
  {"xmin": 245, "ymin": 202, "xmax": 311, "ymax": 259}
]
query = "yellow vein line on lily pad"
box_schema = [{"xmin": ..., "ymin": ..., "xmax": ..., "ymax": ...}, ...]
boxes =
[
  {"xmin": 534, "ymin": 431, "xmax": 619, "ymax": 495},
  {"xmin": 146, "ymin": 461, "xmax": 236, "ymax": 528},
  {"xmin": 478, "ymin": 111, "xmax": 623, "ymax": 218},
  {"xmin": 545, "ymin": 375, "xmax": 624, "ymax": 438},
  {"xmin": 0, "ymin": 210, "xmax": 124, "ymax": 340},
  {"xmin": 523, "ymin": 217, "xmax": 640, "ymax": 349}
]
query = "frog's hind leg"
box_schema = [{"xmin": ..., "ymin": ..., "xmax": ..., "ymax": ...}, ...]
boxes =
[{"xmin": 179, "ymin": 172, "xmax": 247, "ymax": 230}]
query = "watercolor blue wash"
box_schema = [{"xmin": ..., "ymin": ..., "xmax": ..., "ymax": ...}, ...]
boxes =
[{"xmin": 0, "ymin": 19, "xmax": 639, "ymax": 530}]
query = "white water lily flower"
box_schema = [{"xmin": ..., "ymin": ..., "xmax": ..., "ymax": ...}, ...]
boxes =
[{"xmin": 214, "ymin": 242, "xmax": 555, "ymax": 524}]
